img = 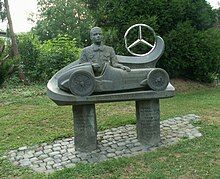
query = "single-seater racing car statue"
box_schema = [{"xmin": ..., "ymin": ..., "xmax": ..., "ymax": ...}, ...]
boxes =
[{"xmin": 54, "ymin": 24, "xmax": 169, "ymax": 97}]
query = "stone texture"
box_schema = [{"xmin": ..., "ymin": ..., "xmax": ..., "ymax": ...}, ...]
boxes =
[
  {"xmin": 7, "ymin": 114, "xmax": 202, "ymax": 174},
  {"xmin": 136, "ymin": 99, "xmax": 160, "ymax": 146},
  {"xmin": 73, "ymin": 104, "xmax": 97, "ymax": 152}
]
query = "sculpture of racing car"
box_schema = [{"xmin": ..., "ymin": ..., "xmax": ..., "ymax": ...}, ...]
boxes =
[
  {"xmin": 47, "ymin": 24, "xmax": 171, "ymax": 101},
  {"xmin": 58, "ymin": 62, "xmax": 169, "ymax": 96}
]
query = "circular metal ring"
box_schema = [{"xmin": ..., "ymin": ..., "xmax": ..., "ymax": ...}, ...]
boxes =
[{"xmin": 124, "ymin": 24, "xmax": 156, "ymax": 57}]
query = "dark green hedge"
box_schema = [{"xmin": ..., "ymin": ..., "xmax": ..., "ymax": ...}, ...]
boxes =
[
  {"xmin": 159, "ymin": 23, "xmax": 220, "ymax": 82},
  {"xmin": 85, "ymin": 0, "xmax": 219, "ymax": 82}
]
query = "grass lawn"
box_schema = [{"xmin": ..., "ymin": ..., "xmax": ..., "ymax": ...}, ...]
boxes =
[{"xmin": 0, "ymin": 83, "xmax": 219, "ymax": 178}]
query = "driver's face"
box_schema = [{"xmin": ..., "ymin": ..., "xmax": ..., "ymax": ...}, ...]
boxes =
[{"xmin": 91, "ymin": 29, "xmax": 103, "ymax": 44}]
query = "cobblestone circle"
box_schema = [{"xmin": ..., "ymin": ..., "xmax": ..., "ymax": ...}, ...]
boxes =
[{"xmin": 7, "ymin": 114, "xmax": 202, "ymax": 173}]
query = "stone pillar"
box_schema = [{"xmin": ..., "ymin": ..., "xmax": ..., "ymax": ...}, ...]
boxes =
[
  {"xmin": 135, "ymin": 99, "xmax": 160, "ymax": 146},
  {"xmin": 72, "ymin": 104, "xmax": 97, "ymax": 152}
]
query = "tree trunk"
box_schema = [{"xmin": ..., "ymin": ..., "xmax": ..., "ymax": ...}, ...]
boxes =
[
  {"xmin": 4, "ymin": 0, "xmax": 26, "ymax": 83},
  {"xmin": 4, "ymin": 0, "xmax": 18, "ymax": 56}
]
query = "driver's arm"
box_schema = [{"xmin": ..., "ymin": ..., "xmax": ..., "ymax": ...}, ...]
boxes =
[
  {"xmin": 110, "ymin": 47, "xmax": 131, "ymax": 72},
  {"xmin": 79, "ymin": 48, "xmax": 88, "ymax": 64}
]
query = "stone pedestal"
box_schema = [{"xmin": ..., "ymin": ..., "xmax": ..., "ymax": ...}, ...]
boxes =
[
  {"xmin": 65, "ymin": 88, "xmax": 175, "ymax": 152},
  {"xmin": 136, "ymin": 99, "xmax": 160, "ymax": 146},
  {"xmin": 72, "ymin": 104, "xmax": 97, "ymax": 152}
]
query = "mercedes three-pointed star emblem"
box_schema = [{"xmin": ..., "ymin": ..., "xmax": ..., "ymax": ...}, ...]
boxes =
[{"xmin": 124, "ymin": 24, "xmax": 156, "ymax": 57}]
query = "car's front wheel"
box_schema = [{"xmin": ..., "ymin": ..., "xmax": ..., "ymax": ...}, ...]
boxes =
[{"xmin": 69, "ymin": 70, "xmax": 95, "ymax": 96}]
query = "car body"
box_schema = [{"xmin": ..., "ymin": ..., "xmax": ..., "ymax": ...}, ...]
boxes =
[
  {"xmin": 47, "ymin": 35, "xmax": 172, "ymax": 102},
  {"xmin": 57, "ymin": 61, "xmax": 169, "ymax": 97}
]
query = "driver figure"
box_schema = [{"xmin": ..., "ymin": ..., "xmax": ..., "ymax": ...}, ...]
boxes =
[{"xmin": 79, "ymin": 27, "xmax": 130, "ymax": 76}]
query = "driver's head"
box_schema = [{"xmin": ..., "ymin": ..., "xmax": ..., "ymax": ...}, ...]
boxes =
[{"xmin": 90, "ymin": 27, "xmax": 103, "ymax": 45}]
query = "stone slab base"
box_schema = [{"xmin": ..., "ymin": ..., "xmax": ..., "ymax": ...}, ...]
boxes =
[{"xmin": 7, "ymin": 114, "xmax": 202, "ymax": 173}]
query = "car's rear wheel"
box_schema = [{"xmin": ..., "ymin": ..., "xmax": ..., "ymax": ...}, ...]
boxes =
[
  {"xmin": 69, "ymin": 70, "xmax": 95, "ymax": 96},
  {"xmin": 147, "ymin": 68, "xmax": 169, "ymax": 91}
]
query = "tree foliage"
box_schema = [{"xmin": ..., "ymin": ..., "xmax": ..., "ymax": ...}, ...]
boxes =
[
  {"xmin": 0, "ymin": 0, "xmax": 26, "ymax": 86},
  {"xmin": 0, "ymin": 0, "xmax": 6, "ymax": 21},
  {"xmin": 17, "ymin": 33, "xmax": 40, "ymax": 82},
  {"xmin": 214, "ymin": 4, "xmax": 220, "ymax": 28},
  {"xmin": 84, "ymin": 0, "xmax": 216, "ymax": 53},
  {"xmin": 17, "ymin": 34, "xmax": 81, "ymax": 82},
  {"xmin": 33, "ymin": 0, "xmax": 93, "ymax": 47},
  {"xmin": 84, "ymin": 0, "xmax": 219, "ymax": 82},
  {"xmin": 37, "ymin": 35, "xmax": 81, "ymax": 80},
  {"xmin": 159, "ymin": 22, "xmax": 220, "ymax": 82}
]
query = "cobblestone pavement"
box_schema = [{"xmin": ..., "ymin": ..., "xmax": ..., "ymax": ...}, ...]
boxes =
[{"xmin": 7, "ymin": 114, "xmax": 202, "ymax": 173}]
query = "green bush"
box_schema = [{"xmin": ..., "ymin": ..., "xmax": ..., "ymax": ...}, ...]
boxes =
[
  {"xmin": 159, "ymin": 22, "xmax": 220, "ymax": 82},
  {"xmin": 16, "ymin": 34, "xmax": 81, "ymax": 83},
  {"xmin": 84, "ymin": 0, "xmax": 219, "ymax": 82},
  {"xmin": 17, "ymin": 33, "xmax": 40, "ymax": 82},
  {"xmin": 37, "ymin": 35, "xmax": 81, "ymax": 81},
  {"xmin": 0, "ymin": 59, "xmax": 14, "ymax": 87},
  {"xmin": 86, "ymin": 0, "xmax": 215, "ymax": 51},
  {"xmin": 0, "ymin": 37, "xmax": 13, "ymax": 86},
  {"xmin": 193, "ymin": 28, "xmax": 220, "ymax": 82},
  {"xmin": 0, "ymin": 37, "xmax": 5, "ymax": 85}
]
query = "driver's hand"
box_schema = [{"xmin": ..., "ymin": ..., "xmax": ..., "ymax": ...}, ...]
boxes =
[
  {"xmin": 122, "ymin": 66, "xmax": 131, "ymax": 72},
  {"xmin": 92, "ymin": 63, "xmax": 101, "ymax": 70}
]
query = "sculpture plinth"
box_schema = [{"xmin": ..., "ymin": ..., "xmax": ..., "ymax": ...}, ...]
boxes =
[
  {"xmin": 73, "ymin": 104, "xmax": 97, "ymax": 152},
  {"xmin": 47, "ymin": 84, "xmax": 174, "ymax": 151},
  {"xmin": 136, "ymin": 99, "xmax": 160, "ymax": 145}
]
